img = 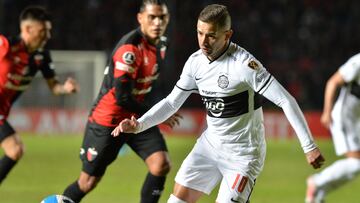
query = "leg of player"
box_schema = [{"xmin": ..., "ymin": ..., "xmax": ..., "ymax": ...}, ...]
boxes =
[
  {"xmin": 0, "ymin": 133, "xmax": 24, "ymax": 184},
  {"xmin": 167, "ymin": 182, "xmax": 204, "ymax": 203},
  {"xmin": 142, "ymin": 151, "xmax": 171, "ymax": 203},
  {"xmin": 63, "ymin": 171, "xmax": 101, "ymax": 203},
  {"xmin": 306, "ymin": 151, "xmax": 360, "ymax": 203}
]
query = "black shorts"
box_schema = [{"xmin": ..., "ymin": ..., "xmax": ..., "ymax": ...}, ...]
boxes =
[
  {"xmin": 0, "ymin": 120, "xmax": 16, "ymax": 142},
  {"xmin": 81, "ymin": 121, "xmax": 168, "ymax": 177}
]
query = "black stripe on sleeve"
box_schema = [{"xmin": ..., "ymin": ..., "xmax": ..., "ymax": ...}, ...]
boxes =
[
  {"xmin": 175, "ymin": 84, "xmax": 198, "ymax": 92},
  {"xmin": 257, "ymin": 75, "xmax": 273, "ymax": 94}
]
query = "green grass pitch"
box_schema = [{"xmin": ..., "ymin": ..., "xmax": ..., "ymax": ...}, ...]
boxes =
[{"xmin": 0, "ymin": 134, "xmax": 359, "ymax": 203}]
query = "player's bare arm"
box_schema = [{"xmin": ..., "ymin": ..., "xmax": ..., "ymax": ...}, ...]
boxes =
[
  {"xmin": 305, "ymin": 148, "xmax": 325, "ymax": 169},
  {"xmin": 47, "ymin": 77, "xmax": 79, "ymax": 95},
  {"xmin": 321, "ymin": 70, "xmax": 345, "ymax": 128},
  {"xmin": 162, "ymin": 113, "xmax": 183, "ymax": 128}
]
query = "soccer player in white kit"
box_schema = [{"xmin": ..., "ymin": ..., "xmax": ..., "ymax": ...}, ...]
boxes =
[
  {"xmin": 305, "ymin": 53, "xmax": 360, "ymax": 203},
  {"xmin": 112, "ymin": 4, "xmax": 325, "ymax": 203}
]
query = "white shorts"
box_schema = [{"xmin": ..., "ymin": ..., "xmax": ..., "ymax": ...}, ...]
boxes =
[
  {"xmin": 174, "ymin": 135, "xmax": 264, "ymax": 203},
  {"xmin": 331, "ymin": 102, "xmax": 360, "ymax": 155}
]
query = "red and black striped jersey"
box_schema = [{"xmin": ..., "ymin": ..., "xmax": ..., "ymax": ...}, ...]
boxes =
[
  {"xmin": 89, "ymin": 28, "xmax": 168, "ymax": 127},
  {"xmin": 0, "ymin": 35, "xmax": 55, "ymax": 121}
]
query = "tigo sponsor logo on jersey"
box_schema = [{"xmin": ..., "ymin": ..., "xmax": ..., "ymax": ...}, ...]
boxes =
[{"xmin": 203, "ymin": 97, "xmax": 225, "ymax": 117}]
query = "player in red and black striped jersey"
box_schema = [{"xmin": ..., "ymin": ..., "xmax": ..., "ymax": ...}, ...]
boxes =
[
  {"xmin": 0, "ymin": 6, "xmax": 78, "ymax": 186},
  {"xmin": 62, "ymin": 1, "xmax": 181, "ymax": 203}
]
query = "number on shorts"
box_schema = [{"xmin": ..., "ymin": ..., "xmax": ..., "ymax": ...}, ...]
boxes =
[{"xmin": 231, "ymin": 174, "xmax": 248, "ymax": 193}]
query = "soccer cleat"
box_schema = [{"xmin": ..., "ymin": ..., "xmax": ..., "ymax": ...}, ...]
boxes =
[{"xmin": 305, "ymin": 177, "xmax": 324, "ymax": 203}]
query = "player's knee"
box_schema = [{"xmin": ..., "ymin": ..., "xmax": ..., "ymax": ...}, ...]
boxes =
[
  {"xmin": 78, "ymin": 176, "xmax": 99, "ymax": 193},
  {"xmin": 5, "ymin": 142, "xmax": 24, "ymax": 160},
  {"xmin": 149, "ymin": 159, "xmax": 171, "ymax": 176}
]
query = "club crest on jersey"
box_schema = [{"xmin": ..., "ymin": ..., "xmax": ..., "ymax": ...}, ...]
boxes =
[
  {"xmin": 218, "ymin": 75, "xmax": 229, "ymax": 89},
  {"xmin": 122, "ymin": 51, "xmax": 136, "ymax": 65},
  {"xmin": 87, "ymin": 147, "xmax": 98, "ymax": 162},
  {"xmin": 248, "ymin": 60, "xmax": 259, "ymax": 70}
]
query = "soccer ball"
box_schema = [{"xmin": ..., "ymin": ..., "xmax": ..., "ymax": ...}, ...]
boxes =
[{"xmin": 40, "ymin": 195, "xmax": 74, "ymax": 203}]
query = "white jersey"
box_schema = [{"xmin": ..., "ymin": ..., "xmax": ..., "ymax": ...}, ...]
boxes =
[
  {"xmin": 138, "ymin": 42, "xmax": 316, "ymax": 155},
  {"xmin": 331, "ymin": 53, "xmax": 360, "ymax": 155},
  {"xmin": 176, "ymin": 42, "xmax": 270, "ymax": 158},
  {"xmin": 176, "ymin": 42, "xmax": 315, "ymax": 154},
  {"xmin": 137, "ymin": 41, "xmax": 317, "ymax": 199}
]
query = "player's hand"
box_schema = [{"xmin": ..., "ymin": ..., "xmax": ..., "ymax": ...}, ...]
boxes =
[
  {"xmin": 320, "ymin": 112, "xmax": 332, "ymax": 129},
  {"xmin": 111, "ymin": 116, "xmax": 139, "ymax": 137},
  {"xmin": 63, "ymin": 77, "xmax": 79, "ymax": 94},
  {"xmin": 163, "ymin": 113, "xmax": 182, "ymax": 128},
  {"xmin": 305, "ymin": 148, "xmax": 325, "ymax": 169}
]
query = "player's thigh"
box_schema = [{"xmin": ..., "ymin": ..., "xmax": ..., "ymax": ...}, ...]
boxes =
[
  {"xmin": 0, "ymin": 120, "xmax": 17, "ymax": 144},
  {"xmin": 331, "ymin": 118, "xmax": 360, "ymax": 155},
  {"xmin": 127, "ymin": 127, "xmax": 168, "ymax": 161},
  {"xmin": 216, "ymin": 172, "xmax": 255, "ymax": 203},
  {"xmin": 175, "ymin": 144, "xmax": 222, "ymax": 195},
  {"xmin": 80, "ymin": 121, "xmax": 125, "ymax": 176},
  {"xmin": 345, "ymin": 119, "xmax": 360, "ymax": 152}
]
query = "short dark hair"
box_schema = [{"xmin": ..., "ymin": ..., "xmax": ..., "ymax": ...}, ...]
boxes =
[
  {"xmin": 139, "ymin": 0, "xmax": 167, "ymax": 12},
  {"xmin": 19, "ymin": 6, "xmax": 51, "ymax": 22},
  {"xmin": 198, "ymin": 4, "xmax": 231, "ymax": 30}
]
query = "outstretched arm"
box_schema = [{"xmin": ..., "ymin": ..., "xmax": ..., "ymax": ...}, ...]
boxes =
[
  {"xmin": 112, "ymin": 112, "xmax": 183, "ymax": 135},
  {"xmin": 46, "ymin": 77, "xmax": 79, "ymax": 95},
  {"xmin": 112, "ymin": 86, "xmax": 191, "ymax": 136},
  {"xmin": 262, "ymin": 78, "xmax": 325, "ymax": 169}
]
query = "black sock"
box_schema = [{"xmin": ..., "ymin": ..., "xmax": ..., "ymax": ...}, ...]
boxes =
[
  {"xmin": 0, "ymin": 155, "xmax": 17, "ymax": 184},
  {"xmin": 63, "ymin": 181, "xmax": 86, "ymax": 203},
  {"xmin": 141, "ymin": 173, "xmax": 166, "ymax": 203}
]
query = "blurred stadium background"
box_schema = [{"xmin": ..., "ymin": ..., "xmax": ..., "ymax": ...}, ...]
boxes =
[{"xmin": 1, "ymin": 0, "xmax": 360, "ymax": 202}]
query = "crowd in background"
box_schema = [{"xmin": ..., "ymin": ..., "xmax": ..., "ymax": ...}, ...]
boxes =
[{"xmin": 1, "ymin": 0, "xmax": 360, "ymax": 109}]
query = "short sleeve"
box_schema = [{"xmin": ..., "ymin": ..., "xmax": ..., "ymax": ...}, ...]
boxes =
[
  {"xmin": 339, "ymin": 54, "xmax": 360, "ymax": 83},
  {"xmin": 112, "ymin": 44, "xmax": 142, "ymax": 79},
  {"xmin": 0, "ymin": 35, "xmax": 9, "ymax": 60},
  {"xmin": 175, "ymin": 57, "xmax": 197, "ymax": 91}
]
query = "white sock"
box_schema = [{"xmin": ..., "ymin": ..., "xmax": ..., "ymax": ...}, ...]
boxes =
[
  {"xmin": 167, "ymin": 194, "xmax": 187, "ymax": 203},
  {"xmin": 313, "ymin": 158, "xmax": 360, "ymax": 194}
]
